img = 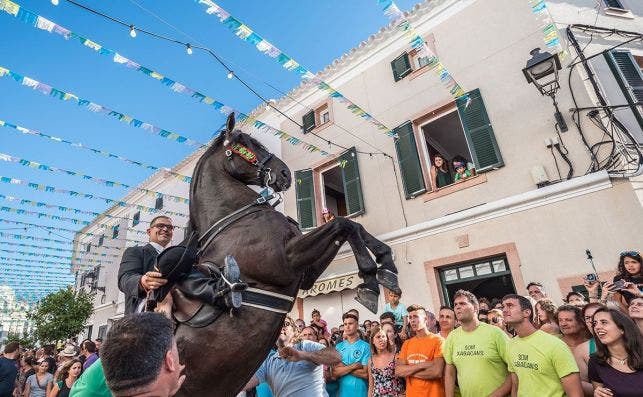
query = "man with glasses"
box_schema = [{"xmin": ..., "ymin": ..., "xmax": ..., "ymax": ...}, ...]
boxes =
[{"xmin": 119, "ymin": 216, "xmax": 177, "ymax": 314}]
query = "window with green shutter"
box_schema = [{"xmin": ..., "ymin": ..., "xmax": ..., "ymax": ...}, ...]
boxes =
[
  {"xmin": 294, "ymin": 169, "xmax": 316, "ymax": 229},
  {"xmin": 394, "ymin": 121, "xmax": 426, "ymax": 199},
  {"xmin": 302, "ymin": 110, "xmax": 316, "ymax": 134},
  {"xmin": 603, "ymin": 0, "xmax": 624, "ymax": 9},
  {"xmin": 339, "ymin": 148, "xmax": 365, "ymax": 216},
  {"xmin": 456, "ymin": 89, "xmax": 504, "ymax": 172},
  {"xmin": 391, "ymin": 53, "xmax": 412, "ymax": 82},
  {"xmin": 604, "ymin": 50, "xmax": 643, "ymax": 132}
]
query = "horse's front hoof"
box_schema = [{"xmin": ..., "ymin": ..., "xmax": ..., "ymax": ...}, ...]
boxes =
[
  {"xmin": 355, "ymin": 287, "xmax": 379, "ymax": 314},
  {"xmin": 376, "ymin": 269, "xmax": 401, "ymax": 295}
]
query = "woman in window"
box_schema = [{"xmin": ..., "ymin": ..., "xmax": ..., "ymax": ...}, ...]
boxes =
[
  {"xmin": 535, "ymin": 298, "xmax": 560, "ymax": 335},
  {"xmin": 588, "ymin": 308, "xmax": 643, "ymax": 397},
  {"xmin": 431, "ymin": 154, "xmax": 453, "ymax": 189}
]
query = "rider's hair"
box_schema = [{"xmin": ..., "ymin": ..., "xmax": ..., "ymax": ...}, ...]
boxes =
[
  {"xmin": 101, "ymin": 313, "xmax": 174, "ymax": 395},
  {"xmin": 149, "ymin": 215, "xmax": 171, "ymax": 227}
]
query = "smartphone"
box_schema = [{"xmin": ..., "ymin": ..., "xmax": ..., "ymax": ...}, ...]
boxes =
[{"xmin": 609, "ymin": 279, "xmax": 626, "ymax": 291}]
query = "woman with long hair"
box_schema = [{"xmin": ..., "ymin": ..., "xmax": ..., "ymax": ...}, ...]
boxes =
[
  {"xmin": 23, "ymin": 360, "xmax": 52, "ymax": 397},
  {"xmin": 367, "ymin": 326, "xmax": 404, "ymax": 397},
  {"xmin": 48, "ymin": 359, "xmax": 81, "ymax": 397},
  {"xmin": 589, "ymin": 308, "xmax": 643, "ymax": 396},
  {"xmin": 381, "ymin": 322, "xmax": 403, "ymax": 353},
  {"xmin": 431, "ymin": 154, "xmax": 453, "ymax": 189},
  {"xmin": 573, "ymin": 302, "xmax": 605, "ymax": 397},
  {"xmin": 535, "ymin": 298, "xmax": 560, "ymax": 335},
  {"xmin": 605, "ymin": 251, "xmax": 643, "ymax": 311}
]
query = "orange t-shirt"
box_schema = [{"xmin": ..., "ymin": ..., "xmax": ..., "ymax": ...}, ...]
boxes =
[{"xmin": 399, "ymin": 333, "xmax": 445, "ymax": 397}]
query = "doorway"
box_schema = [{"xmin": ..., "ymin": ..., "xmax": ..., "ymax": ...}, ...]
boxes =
[{"xmin": 439, "ymin": 256, "xmax": 516, "ymax": 306}]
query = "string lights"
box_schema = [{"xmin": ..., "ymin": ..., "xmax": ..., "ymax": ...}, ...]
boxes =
[{"xmin": 129, "ymin": 25, "xmax": 136, "ymax": 38}]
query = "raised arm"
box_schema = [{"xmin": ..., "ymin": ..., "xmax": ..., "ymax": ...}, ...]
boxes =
[{"xmin": 279, "ymin": 346, "xmax": 341, "ymax": 366}]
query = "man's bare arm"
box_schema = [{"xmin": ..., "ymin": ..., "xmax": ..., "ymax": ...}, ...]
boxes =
[
  {"xmin": 394, "ymin": 359, "xmax": 423, "ymax": 378},
  {"xmin": 301, "ymin": 347, "xmax": 341, "ymax": 366},
  {"xmin": 560, "ymin": 373, "xmax": 583, "ymax": 397},
  {"xmin": 243, "ymin": 376, "xmax": 260, "ymax": 391},
  {"xmin": 351, "ymin": 366, "xmax": 369, "ymax": 379},
  {"xmin": 488, "ymin": 374, "xmax": 512, "ymax": 397},
  {"xmin": 412, "ymin": 357, "xmax": 445, "ymax": 380},
  {"xmin": 444, "ymin": 364, "xmax": 457, "ymax": 397},
  {"xmin": 332, "ymin": 362, "xmax": 361, "ymax": 378}
]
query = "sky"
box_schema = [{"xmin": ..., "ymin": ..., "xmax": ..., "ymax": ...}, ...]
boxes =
[{"xmin": 0, "ymin": 0, "xmax": 419, "ymax": 301}]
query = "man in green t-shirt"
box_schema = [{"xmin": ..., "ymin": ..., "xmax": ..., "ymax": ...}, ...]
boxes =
[
  {"xmin": 502, "ymin": 294, "xmax": 583, "ymax": 397},
  {"xmin": 444, "ymin": 290, "xmax": 511, "ymax": 397},
  {"xmin": 69, "ymin": 358, "xmax": 112, "ymax": 397}
]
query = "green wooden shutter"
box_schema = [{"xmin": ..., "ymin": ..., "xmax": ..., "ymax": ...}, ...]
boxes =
[
  {"xmin": 456, "ymin": 89, "xmax": 504, "ymax": 172},
  {"xmin": 302, "ymin": 110, "xmax": 316, "ymax": 133},
  {"xmin": 604, "ymin": 50, "xmax": 643, "ymax": 130},
  {"xmin": 394, "ymin": 121, "xmax": 426, "ymax": 199},
  {"xmin": 294, "ymin": 169, "xmax": 316, "ymax": 229},
  {"xmin": 391, "ymin": 53, "xmax": 412, "ymax": 82},
  {"xmin": 340, "ymin": 148, "xmax": 365, "ymax": 216}
]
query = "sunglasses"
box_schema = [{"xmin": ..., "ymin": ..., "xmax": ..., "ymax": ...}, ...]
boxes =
[
  {"xmin": 490, "ymin": 317, "xmax": 501, "ymax": 324},
  {"xmin": 152, "ymin": 223, "xmax": 175, "ymax": 230},
  {"xmin": 620, "ymin": 251, "xmax": 640, "ymax": 257},
  {"xmin": 283, "ymin": 321, "xmax": 291, "ymax": 327}
]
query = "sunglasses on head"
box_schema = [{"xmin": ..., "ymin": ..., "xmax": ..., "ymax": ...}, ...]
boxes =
[
  {"xmin": 283, "ymin": 321, "xmax": 291, "ymax": 327},
  {"xmin": 490, "ymin": 317, "xmax": 501, "ymax": 324},
  {"xmin": 620, "ymin": 251, "xmax": 640, "ymax": 257}
]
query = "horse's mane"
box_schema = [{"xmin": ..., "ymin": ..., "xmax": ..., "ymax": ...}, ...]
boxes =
[{"xmin": 186, "ymin": 129, "xmax": 267, "ymax": 238}]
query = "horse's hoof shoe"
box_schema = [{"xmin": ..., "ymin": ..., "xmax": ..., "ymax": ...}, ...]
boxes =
[
  {"xmin": 376, "ymin": 269, "xmax": 401, "ymax": 295},
  {"xmin": 355, "ymin": 288, "xmax": 379, "ymax": 314}
]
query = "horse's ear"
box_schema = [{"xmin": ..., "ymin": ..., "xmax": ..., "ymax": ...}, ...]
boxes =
[{"xmin": 223, "ymin": 112, "xmax": 240, "ymax": 146}]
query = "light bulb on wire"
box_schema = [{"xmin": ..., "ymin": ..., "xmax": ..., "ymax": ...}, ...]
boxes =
[
  {"xmin": 186, "ymin": 44, "xmax": 193, "ymax": 55},
  {"xmin": 129, "ymin": 25, "xmax": 137, "ymax": 38},
  {"xmin": 227, "ymin": 71, "xmax": 234, "ymax": 79},
  {"xmin": 51, "ymin": 0, "xmax": 59, "ymax": 5}
]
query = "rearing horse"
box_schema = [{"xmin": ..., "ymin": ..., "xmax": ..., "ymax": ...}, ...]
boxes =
[{"xmin": 174, "ymin": 113, "xmax": 400, "ymax": 396}]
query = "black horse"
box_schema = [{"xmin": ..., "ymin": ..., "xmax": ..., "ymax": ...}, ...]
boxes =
[{"xmin": 173, "ymin": 113, "xmax": 400, "ymax": 396}]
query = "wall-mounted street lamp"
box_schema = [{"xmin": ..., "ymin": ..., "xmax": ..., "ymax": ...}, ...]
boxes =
[{"xmin": 523, "ymin": 48, "xmax": 568, "ymax": 132}]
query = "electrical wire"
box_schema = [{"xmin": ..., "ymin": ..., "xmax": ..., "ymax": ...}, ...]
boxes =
[
  {"xmin": 59, "ymin": 0, "xmax": 406, "ymax": 159},
  {"xmin": 549, "ymin": 146, "xmax": 562, "ymax": 180}
]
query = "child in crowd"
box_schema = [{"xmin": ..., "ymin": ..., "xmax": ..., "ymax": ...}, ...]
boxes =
[
  {"xmin": 453, "ymin": 160, "xmax": 472, "ymax": 182},
  {"xmin": 383, "ymin": 290, "xmax": 408, "ymax": 339}
]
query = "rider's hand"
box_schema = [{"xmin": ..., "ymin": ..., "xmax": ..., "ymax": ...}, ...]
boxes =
[{"xmin": 141, "ymin": 271, "xmax": 168, "ymax": 290}]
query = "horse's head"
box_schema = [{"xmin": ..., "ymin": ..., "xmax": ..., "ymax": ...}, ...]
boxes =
[{"xmin": 219, "ymin": 113, "xmax": 291, "ymax": 192}]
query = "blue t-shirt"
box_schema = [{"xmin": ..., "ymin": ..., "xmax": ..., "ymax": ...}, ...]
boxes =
[
  {"xmin": 0, "ymin": 356, "xmax": 18, "ymax": 397},
  {"xmin": 255, "ymin": 340, "xmax": 327, "ymax": 397},
  {"xmin": 335, "ymin": 339, "xmax": 371, "ymax": 397},
  {"xmin": 384, "ymin": 302, "xmax": 408, "ymax": 326},
  {"xmin": 256, "ymin": 350, "xmax": 275, "ymax": 397}
]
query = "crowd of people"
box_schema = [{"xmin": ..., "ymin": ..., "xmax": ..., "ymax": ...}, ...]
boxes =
[
  {"xmin": 242, "ymin": 250, "xmax": 642, "ymax": 397},
  {"xmin": 0, "ymin": 250, "xmax": 641, "ymax": 397},
  {"xmin": 0, "ymin": 338, "xmax": 101, "ymax": 397}
]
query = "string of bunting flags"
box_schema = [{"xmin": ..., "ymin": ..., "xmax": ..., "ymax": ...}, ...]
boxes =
[
  {"xmin": 1, "ymin": 205, "xmax": 93, "ymax": 226},
  {"xmin": 0, "ymin": 248, "xmax": 114, "ymax": 262},
  {"xmin": 194, "ymin": 0, "xmax": 397, "ymax": 137},
  {"xmin": 3, "ymin": 271, "xmax": 75, "ymax": 279},
  {"xmin": 0, "ymin": 228, "xmax": 144, "ymax": 250},
  {"xmin": 528, "ymin": 0, "xmax": 567, "ymax": 59},
  {"xmin": 378, "ymin": 0, "xmax": 467, "ymax": 99},
  {"xmin": 0, "ymin": 151, "xmax": 190, "ymax": 203},
  {"xmin": 0, "ymin": 175, "xmax": 189, "ymax": 217},
  {"xmin": 0, "ymin": 241, "xmax": 120, "ymax": 258},
  {"xmin": 0, "ymin": 1, "xmax": 329, "ymax": 156},
  {"xmin": 4, "ymin": 262, "xmax": 77, "ymax": 272},
  {"xmin": 1, "ymin": 255, "xmax": 108, "ymax": 265},
  {"xmin": 0, "ymin": 209, "xmax": 149, "ymax": 236},
  {"xmin": 0, "ymin": 219, "xmax": 149, "ymax": 245},
  {"xmin": 0, "ymin": 65, "xmax": 204, "ymax": 148},
  {"xmin": 0, "ymin": 119, "xmax": 192, "ymax": 183},
  {"xmin": 0, "ymin": 193, "xmax": 152, "ymax": 229}
]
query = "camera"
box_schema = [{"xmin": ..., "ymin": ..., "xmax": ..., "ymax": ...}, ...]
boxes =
[
  {"xmin": 585, "ymin": 273, "xmax": 597, "ymax": 283},
  {"xmin": 609, "ymin": 279, "xmax": 626, "ymax": 291}
]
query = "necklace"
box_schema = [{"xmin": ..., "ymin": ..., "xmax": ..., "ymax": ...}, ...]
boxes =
[{"xmin": 611, "ymin": 356, "xmax": 628, "ymax": 366}]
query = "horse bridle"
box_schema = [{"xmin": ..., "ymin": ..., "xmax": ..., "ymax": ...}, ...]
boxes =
[{"xmin": 225, "ymin": 142, "xmax": 274, "ymax": 187}]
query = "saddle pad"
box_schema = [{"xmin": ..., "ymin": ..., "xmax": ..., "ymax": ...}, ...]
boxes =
[{"xmin": 171, "ymin": 289, "xmax": 222, "ymax": 328}]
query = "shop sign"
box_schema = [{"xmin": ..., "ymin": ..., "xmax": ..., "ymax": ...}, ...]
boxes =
[{"xmin": 299, "ymin": 272, "xmax": 358, "ymax": 298}]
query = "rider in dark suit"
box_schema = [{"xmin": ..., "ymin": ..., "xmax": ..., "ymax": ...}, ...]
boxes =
[
  {"xmin": 118, "ymin": 215, "xmax": 245, "ymax": 314},
  {"xmin": 118, "ymin": 215, "xmax": 174, "ymax": 314}
]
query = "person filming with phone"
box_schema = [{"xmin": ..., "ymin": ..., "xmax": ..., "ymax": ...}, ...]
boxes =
[{"xmin": 583, "ymin": 251, "xmax": 643, "ymax": 310}]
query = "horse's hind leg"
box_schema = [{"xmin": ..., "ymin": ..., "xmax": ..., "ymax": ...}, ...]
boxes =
[
  {"xmin": 356, "ymin": 224, "xmax": 401, "ymax": 294},
  {"xmin": 285, "ymin": 218, "xmax": 380, "ymax": 313}
]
